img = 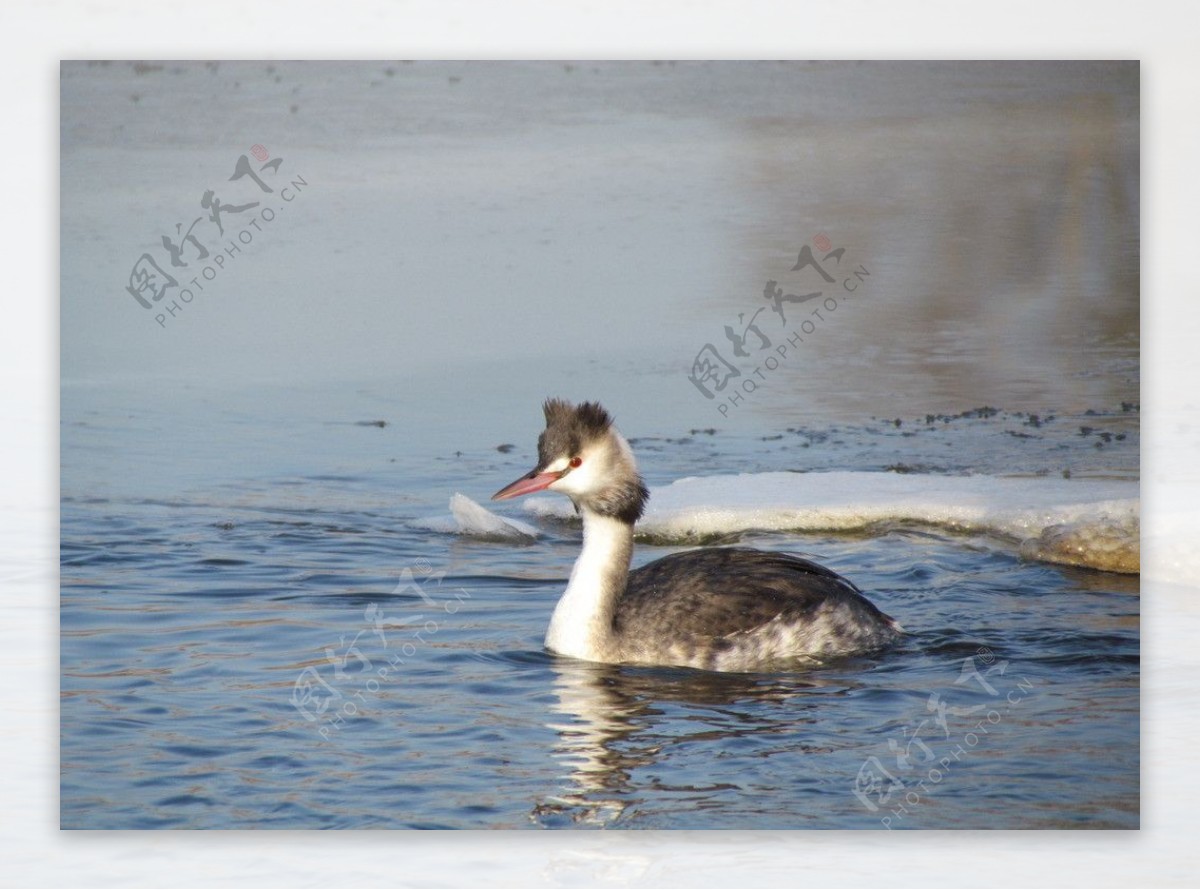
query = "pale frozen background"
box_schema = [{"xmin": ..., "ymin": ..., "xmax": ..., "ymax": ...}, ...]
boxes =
[
  {"xmin": 2, "ymin": 0, "xmax": 1199, "ymax": 885},
  {"xmin": 62, "ymin": 59, "xmax": 1138, "ymax": 431}
]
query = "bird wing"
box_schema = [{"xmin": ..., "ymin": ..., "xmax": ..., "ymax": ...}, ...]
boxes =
[{"xmin": 618, "ymin": 547, "xmax": 877, "ymax": 641}]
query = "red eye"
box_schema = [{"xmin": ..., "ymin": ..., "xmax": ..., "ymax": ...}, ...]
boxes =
[{"xmin": 569, "ymin": 457, "xmax": 582, "ymax": 468}]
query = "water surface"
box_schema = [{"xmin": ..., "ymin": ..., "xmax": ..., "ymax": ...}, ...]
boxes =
[
  {"xmin": 61, "ymin": 377, "xmax": 1138, "ymax": 829},
  {"xmin": 60, "ymin": 61, "xmax": 1139, "ymax": 830}
]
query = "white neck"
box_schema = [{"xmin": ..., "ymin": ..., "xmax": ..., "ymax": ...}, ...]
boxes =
[{"xmin": 544, "ymin": 508, "xmax": 633, "ymax": 662}]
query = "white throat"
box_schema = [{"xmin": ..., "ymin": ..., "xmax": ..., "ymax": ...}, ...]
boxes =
[{"xmin": 544, "ymin": 509, "xmax": 633, "ymax": 662}]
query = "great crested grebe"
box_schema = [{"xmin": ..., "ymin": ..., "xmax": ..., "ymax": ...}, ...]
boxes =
[{"xmin": 492, "ymin": 399, "xmax": 901, "ymax": 672}]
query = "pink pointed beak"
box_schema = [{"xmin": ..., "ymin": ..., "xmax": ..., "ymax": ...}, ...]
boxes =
[{"xmin": 491, "ymin": 468, "xmax": 561, "ymax": 501}]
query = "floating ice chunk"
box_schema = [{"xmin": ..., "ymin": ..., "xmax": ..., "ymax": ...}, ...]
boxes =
[
  {"xmin": 1020, "ymin": 515, "xmax": 1139, "ymax": 575},
  {"xmin": 412, "ymin": 493, "xmax": 540, "ymax": 541}
]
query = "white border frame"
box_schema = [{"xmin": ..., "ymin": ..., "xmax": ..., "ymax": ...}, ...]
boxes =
[{"xmin": 9, "ymin": 1, "xmax": 1197, "ymax": 885}]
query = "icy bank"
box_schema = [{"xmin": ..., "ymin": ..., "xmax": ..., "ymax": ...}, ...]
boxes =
[{"xmin": 523, "ymin": 471, "xmax": 1140, "ymax": 574}]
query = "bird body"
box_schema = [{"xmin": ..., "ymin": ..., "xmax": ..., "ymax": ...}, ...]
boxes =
[{"xmin": 493, "ymin": 399, "xmax": 901, "ymax": 671}]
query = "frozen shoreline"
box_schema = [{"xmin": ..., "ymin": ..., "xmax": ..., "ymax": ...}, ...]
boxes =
[{"xmin": 446, "ymin": 470, "xmax": 1143, "ymax": 574}]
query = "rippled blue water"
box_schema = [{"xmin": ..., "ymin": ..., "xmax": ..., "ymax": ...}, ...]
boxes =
[
  {"xmin": 60, "ymin": 59, "xmax": 1139, "ymax": 832},
  {"xmin": 60, "ymin": 375, "xmax": 1138, "ymax": 829}
]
